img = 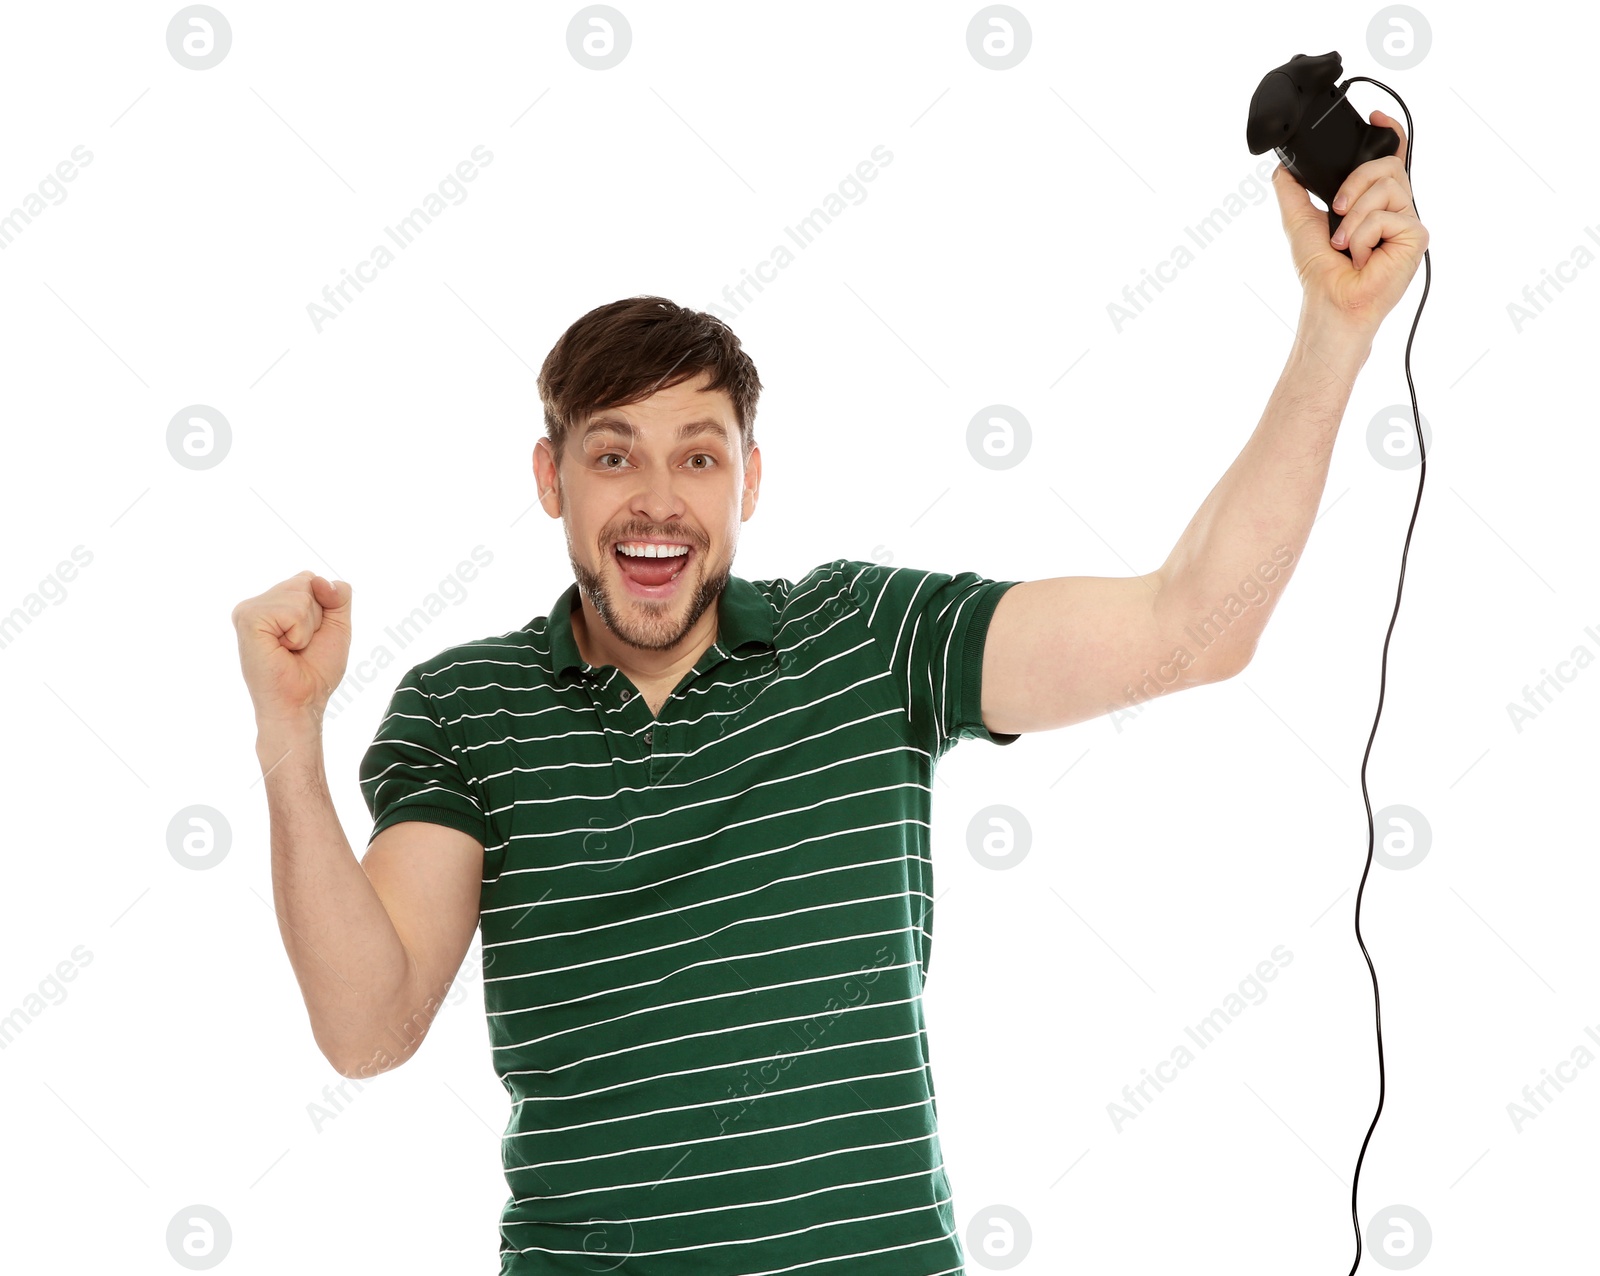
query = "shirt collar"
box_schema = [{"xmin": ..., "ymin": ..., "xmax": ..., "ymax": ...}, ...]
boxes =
[{"xmin": 548, "ymin": 570, "xmax": 775, "ymax": 682}]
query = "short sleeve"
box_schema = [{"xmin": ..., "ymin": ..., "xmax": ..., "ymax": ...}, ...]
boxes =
[
  {"xmin": 358, "ymin": 663, "xmax": 489, "ymax": 848},
  {"xmin": 842, "ymin": 558, "xmax": 1022, "ymax": 760}
]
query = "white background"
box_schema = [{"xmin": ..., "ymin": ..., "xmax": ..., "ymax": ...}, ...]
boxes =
[{"xmin": 1, "ymin": 1, "xmax": 1593, "ymax": 1272}]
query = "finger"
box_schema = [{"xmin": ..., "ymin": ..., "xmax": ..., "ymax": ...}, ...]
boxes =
[
  {"xmin": 1371, "ymin": 108, "xmax": 1408, "ymax": 169},
  {"xmin": 1344, "ymin": 208, "xmax": 1417, "ymax": 271},
  {"xmin": 1331, "ymin": 109, "xmax": 1408, "ymax": 216},
  {"xmin": 292, "ymin": 593, "xmax": 324, "ymax": 649},
  {"xmin": 272, "ymin": 575, "xmax": 321, "ymax": 646},
  {"xmin": 1332, "ymin": 176, "xmax": 1412, "ymax": 253},
  {"xmin": 1331, "ymin": 157, "xmax": 1410, "ymax": 222},
  {"xmin": 272, "ymin": 595, "xmax": 318, "ymax": 651}
]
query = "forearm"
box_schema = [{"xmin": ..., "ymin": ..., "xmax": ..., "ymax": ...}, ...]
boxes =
[
  {"xmin": 1152, "ymin": 312, "xmax": 1375, "ymax": 675},
  {"xmin": 255, "ymin": 720, "xmax": 421, "ymax": 1076}
]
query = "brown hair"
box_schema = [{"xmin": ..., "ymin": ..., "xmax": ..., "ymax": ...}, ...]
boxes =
[{"xmin": 537, "ymin": 296, "xmax": 762, "ymax": 472}]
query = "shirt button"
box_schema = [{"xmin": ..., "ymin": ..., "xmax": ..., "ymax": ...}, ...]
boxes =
[
  {"xmin": 644, "ymin": 730, "xmax": 653, "ymax": 746},
  {"xmin": 621, "ymin": 689, "xmax": 632, "ymax": 702}
]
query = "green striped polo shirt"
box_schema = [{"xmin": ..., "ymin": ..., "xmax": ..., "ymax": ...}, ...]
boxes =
[{"xmin": 359, "ymin": 557, "xmax": 1021, "ymax": 1275}]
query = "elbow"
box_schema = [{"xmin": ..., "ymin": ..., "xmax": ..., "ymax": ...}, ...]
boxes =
[
  {"xmin": 331, "ymin": 1054, "xmax": 369, "ymax": 1080},
  {"xmin": 1213, "ymin": 642, "xmax": 1256, "ymax": 682},
  {"xmin": 321, "ymin": 1032, "xmax": 412, "ymax": 1081},
  {"xmin": 1192, "ymin": 630, "xmax": 1256, "ymax": 684},
  {"xmin": 330, "ymin": 1047, "xmax": 405, "ymax": 1081},
  {"xmin": 314, "ymin": 992, "xmax": 430, "ymax": 1080}
]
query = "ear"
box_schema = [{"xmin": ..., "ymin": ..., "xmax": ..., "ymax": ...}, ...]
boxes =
[
  {"xmin": 533, "ymin": 439, "xmax": 562, "ymax": 516},
  {"xmin": 741, "ymin": 444, "xmax": 761, "ymax": 521}
]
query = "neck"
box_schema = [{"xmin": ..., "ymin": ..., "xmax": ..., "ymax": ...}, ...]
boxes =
[{"xmin": 570, "ymin": 595, "xmax": 719, "ymax": 688}]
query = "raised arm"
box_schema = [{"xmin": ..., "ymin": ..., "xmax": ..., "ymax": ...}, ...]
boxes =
[
  {"xmin": 233, "ymin": 572, "xmax": 483, "ymax": 1077},
  {"xmin": 981, "ymin": 109, "xmax": 1428, "ymax": 736}
]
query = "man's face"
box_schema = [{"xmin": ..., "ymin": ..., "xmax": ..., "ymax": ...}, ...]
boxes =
[{"xmin": 535, "ymin": 371, "xmax": 760, "ymax": 656}]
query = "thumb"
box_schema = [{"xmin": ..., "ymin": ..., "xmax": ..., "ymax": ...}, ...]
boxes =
[
  {"xmin": 1272, "ymin": 163, "xmax": 1327, "ymax": 262},
  {"xmin": 311, "ymin": 576, "xmax": 352, "ymax": 622}
]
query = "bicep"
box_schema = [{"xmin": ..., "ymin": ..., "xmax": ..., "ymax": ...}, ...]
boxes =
[
  {"xmin": 361, "ymin": 819, "xmax": 485, "ymax": 1010},
  {"xmin": 981, "ymin": 572, "xmax": 1210, "ymax": 734}
]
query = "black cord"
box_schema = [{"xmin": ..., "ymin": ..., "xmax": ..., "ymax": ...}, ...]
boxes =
[{"xmin": 1338, "ymin": 75, "xmax": 1431, "ymax": 1276}]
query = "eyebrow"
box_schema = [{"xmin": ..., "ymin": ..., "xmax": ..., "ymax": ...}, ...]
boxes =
[{"xmin": 581, "ymin": 417, "xmax": 732, "ymax": 449}]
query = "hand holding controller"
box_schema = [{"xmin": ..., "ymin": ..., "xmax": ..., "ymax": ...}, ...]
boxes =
[
  {"xmin": 1243, "ymin": 49, "xmax": 1434, "ymax": 1276},
  {"xmin": 1246, "ymin": 51, "xmax": 1399, "ymax": 258}
]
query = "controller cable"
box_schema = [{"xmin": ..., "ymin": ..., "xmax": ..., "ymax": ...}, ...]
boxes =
[{"xmin": 1339, "ymin": 74, "xmax": 1431, "ymax": 1276}]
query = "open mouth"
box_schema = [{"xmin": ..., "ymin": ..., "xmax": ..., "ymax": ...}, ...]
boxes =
[{"xmin": 613, "ymin": 542, "xmax": 694, "ymax": 592}]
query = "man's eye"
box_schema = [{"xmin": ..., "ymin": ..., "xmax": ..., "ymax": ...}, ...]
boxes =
[{"xmin": 597, "ymin": 453, "xmax": 715, "ymax": 469}]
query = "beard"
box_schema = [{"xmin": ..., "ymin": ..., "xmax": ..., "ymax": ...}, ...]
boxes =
[{"xmin": 567, "ymin": 532, "xmax": 732, "ymax": 655}]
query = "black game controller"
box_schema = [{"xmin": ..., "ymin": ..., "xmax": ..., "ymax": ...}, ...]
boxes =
[{"xmin": 1246, "ymin": 51, "xmax": 1399, "ymax": 257}]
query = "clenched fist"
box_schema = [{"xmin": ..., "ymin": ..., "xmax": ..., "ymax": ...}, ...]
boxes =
[
  {"xmin": 231, "ymin": 571, "xmax": 353, "ymax": 727},
  {"xmin": 1273, "ymin": 108, "xmax": 1428, "ymax": 336}
]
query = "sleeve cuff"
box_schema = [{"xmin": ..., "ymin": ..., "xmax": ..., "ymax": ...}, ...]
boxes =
[
  {"xmin": 962, "ymin": 579, "xmax": 1022, "ymax": 747},
  {"xmin": 368, "ymin": 802, "xmax": 487, "ymax": 847}
]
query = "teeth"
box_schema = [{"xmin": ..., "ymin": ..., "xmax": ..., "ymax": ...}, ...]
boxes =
[{"xmin": 617, "ymin": 543, "xmax": 690, "ymax": 558}]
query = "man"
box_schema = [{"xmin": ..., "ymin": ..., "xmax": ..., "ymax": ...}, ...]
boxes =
[{"xmin": 232, "ymin": 116, "xmax": 1426, "ymax": 1274}]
